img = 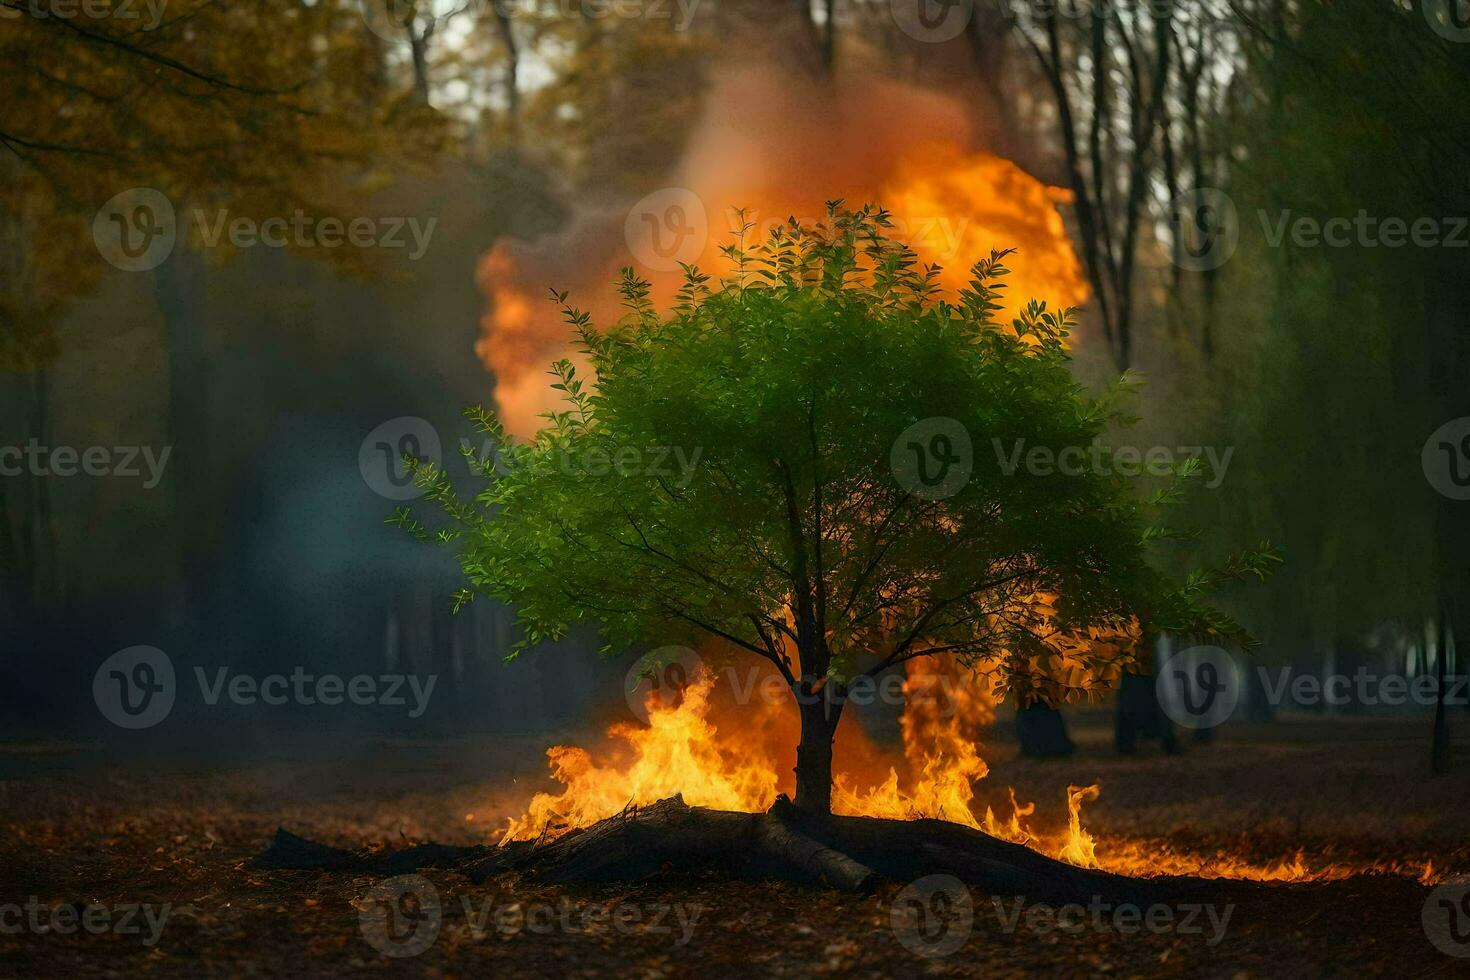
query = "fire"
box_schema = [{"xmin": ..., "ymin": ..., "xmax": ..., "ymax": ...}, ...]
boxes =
[
  {"xmin": 498, "ymin": 663, "xmax": 1439, "ymax": 885},
  {"xmin": 832, "ymin": 659, "xmax": 994, "ymax": 827},
  {"xmin": 500, "ymin": 673, "xmax": 781, "ymax": 844},
  {"xmin": 476, "ymin": 68, "xmax": 1091, "ymax": 439},
  {"xmin": 475, "ymin": 66, "xmax": 1429, "ymax": 887},
  {"xmin": 881, "ymin": 143, "xmax": 1087, "ymax": 317}
]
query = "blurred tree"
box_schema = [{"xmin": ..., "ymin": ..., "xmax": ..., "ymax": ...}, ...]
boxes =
[
  {"xmin": 1191, "ymin": 0, "xmax": 1469, "ymax": 760},
  {"xmin": 0, "ymin": 0, "xmax": 445, "ymax": 600}
]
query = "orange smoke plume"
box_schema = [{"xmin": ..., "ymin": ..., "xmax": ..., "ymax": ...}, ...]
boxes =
[{"xmin": 475, "ymin": 65, "xmax": 1088, "ymax": 438}]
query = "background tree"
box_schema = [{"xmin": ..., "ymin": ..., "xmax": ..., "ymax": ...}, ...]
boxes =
[{"xmin": 0, "ymin": 0, "xmax": 444, "ymax": 602}]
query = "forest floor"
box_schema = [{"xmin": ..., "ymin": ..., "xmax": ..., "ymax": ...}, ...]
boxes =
[{"xmin": 2, "ymin": 710, "xmax": 1468, "ymax": 978}]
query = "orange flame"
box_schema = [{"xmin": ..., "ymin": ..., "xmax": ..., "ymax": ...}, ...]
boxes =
[
  {"xmin": 498, "ymin": 662, "xmax": 1438, "ymax": 884},
  {"xmin": 477, "ymin": 65, "xmax": 1091, "ymax": 439}
]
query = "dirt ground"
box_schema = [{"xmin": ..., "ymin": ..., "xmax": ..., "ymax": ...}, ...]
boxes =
[{"xmin": 2, "ymin": 710, "xmax": 1468, "ymax": 978}]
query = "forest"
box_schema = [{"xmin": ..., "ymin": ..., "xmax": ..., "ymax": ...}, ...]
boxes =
[{"xmin": 2, "ymin": 1, "xmax": 1468, "ymax": 976}]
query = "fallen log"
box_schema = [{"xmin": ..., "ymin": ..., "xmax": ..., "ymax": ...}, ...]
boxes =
[{"xmin": 253, "ymin": 795, "xmax": 1211, "ymax": 902}]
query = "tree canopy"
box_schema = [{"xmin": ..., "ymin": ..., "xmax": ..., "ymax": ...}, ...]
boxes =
[{"xmin": 398, "ymin": 205, "xmax": 1272, "ymax": 713}]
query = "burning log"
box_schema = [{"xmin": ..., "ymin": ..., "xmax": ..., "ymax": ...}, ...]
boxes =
[{"xmin": 254, "ymin": 795, "xmax": 1211, "ymax": 903}]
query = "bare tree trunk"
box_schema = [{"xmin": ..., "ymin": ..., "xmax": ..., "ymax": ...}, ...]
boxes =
[
  {"xmin": 493, "ymin": 5, "xmax": 520, "ymax": 136},
  {"xmin": 155, "ymin": 242, "xmax": 210, "ymax": 612},
  {"xmin": 1433, "ymin": 610, "xmax": 1450, "ymax": 774},
  {"xmin": 26, "ymin": 368, "xmax": 60, "ymax": 600}
]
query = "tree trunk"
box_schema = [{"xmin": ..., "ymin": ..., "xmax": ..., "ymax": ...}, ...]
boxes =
[
  {"xmin": 1114, "ymin": 670, "xmax": 1179, "ymax": 755},
  {"xmin": 793, "ymin": 697, "xmax": 838, "ymax": 815},
  {"xmin": 1016, "ymin": 702, "xmax": 1075, "ymax": 758},
  {"xmin": 1432, "ymin": 612, "xmax": 1450, "ymax": 774}
]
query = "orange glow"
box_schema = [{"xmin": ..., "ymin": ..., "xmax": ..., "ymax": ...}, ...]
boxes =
[
  {"xmin": 499, "ymin": 660, "xmax": 1437, "ymax": 884},
  {"xmin": 475, "ymin": 67, "xmax": 1091, "ymax": 439}
]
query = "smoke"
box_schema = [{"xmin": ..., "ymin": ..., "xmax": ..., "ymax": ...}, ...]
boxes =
[{"xmin": 474, "ymin": 62, "xmax": 1045, "ymax": 438}]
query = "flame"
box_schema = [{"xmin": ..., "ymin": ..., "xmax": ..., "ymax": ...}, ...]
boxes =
[
  {"xmin": 832, "ymin": 659, "xmax": 994, "ymax": 826},
  {"xmin": 498, "ymin": 662, "xmax": 1440, "ymax": 884},
  {"xmin": 880, "ymin": 143, "xmax": 1087, "ymax": 317},
  {"xmin": 473, "ymin": 64, "xmax": 1430, "ymax": 886},
  {"xmin": 500, "ymin": 672, "xmax": 782, "ymax": 844},
  {"xmin": 476, "ymin": 66, "xmax": 1091, "ymax": 439}
]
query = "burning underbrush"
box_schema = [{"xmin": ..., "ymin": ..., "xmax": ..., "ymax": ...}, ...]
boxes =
[{"xmin": 496, "ymin": 661, "xmax": 1440, "ymax": 886}]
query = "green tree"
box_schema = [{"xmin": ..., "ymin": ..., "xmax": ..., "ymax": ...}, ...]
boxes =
[{"xmin": 400, "ymin": 206, "xmax": 1271, "ymax": 814}]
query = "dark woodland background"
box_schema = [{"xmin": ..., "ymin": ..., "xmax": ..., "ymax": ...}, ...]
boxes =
[{"xmin": 1, "ymin": 0, "xmax": 1467, "ymax": 754}]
